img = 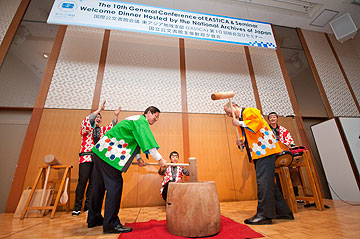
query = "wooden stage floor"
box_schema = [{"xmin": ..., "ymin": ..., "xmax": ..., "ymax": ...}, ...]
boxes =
[{"xmin": 1, "ymin": 199, "xmax": 359, "ymax": 239}]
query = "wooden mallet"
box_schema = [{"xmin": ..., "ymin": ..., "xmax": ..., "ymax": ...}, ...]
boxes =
[
  {"xmin": 132, "ymin": 157, "xmax": 198, "ymax": 182},
  {"xmin": 211, "ymin": 91, "xmax": 243, "ymax": 152},
  {"xmin": 41, "ymin": 154, "xmax": 62, "ymax": 214}
]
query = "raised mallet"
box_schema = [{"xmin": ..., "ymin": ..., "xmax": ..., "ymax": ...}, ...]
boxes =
[{"xmin": 211, "ymin": 91, "xmax": 243, "ymax": 152}]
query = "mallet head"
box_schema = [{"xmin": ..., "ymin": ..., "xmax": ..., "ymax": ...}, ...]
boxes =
[{"xmin": 211, "ymin": 91, "xmax": 235, "ymax": 100}]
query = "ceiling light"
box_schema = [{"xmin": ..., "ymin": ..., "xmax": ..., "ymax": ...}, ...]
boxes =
[
  {"xmin": 310, "ymin": 9, "xmax": 338, "ymax": 27},
  {"xmin": 43, "ymin": 53, "xmax": 49, "ymax": 59}
]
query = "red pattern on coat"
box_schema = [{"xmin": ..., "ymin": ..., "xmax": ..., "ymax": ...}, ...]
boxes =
[
  {"xmin": 279, "ymin": 125, "xmax": 295, "ymax": 146},
  {"xmin": 79, "ymin": 116, "xmax": 113, "ymax": 163}
]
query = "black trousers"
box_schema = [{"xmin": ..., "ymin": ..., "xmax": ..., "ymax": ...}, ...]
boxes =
[
  {"xmin": 161, "ymin": 181, "xmax": 175, "ymax": 201},
  {"xmin": 87, "ymin": 154, "xmax": 123, "ymax": 231},
  {"xmin": 74, "ymin": 162, "xmax": 94, "ymax": 211},
  {"xmin": 254, "ymin": 154, "xmax": 293, "ymax": 218}
]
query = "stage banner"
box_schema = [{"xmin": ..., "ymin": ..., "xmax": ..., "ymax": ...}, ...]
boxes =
[{"xmin": 47, "ymin": 0, "xmax": 277, "ymax": 49}]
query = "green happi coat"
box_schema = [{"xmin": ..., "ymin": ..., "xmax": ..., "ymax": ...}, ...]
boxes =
[{"xmin": 92, "ymin": 115, "xmax": 159, "ymax": 172}]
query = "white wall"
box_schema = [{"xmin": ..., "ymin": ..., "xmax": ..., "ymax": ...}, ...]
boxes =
[
  {"xmin": 311, "ymin": 118, "xmax": 360, "ymax": 202},
  {"xmin": 339, "ymin": 118, "xmax": 360, "ymax": 173}
]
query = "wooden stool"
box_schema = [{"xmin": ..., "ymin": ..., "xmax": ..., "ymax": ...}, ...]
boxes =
[
  {"xmin": 20, "ymin": 164, "xmax": 72, "ymax": 219},
  {"xmin": 291, "ymin": 150, "xmax": 324, "ymax": 211},
  {"xmin": 275, "ymin": 166, "xmax": 298, "ymax": 213},
  {"xmin": 166, "ymin": 181, "xmax": 221, "ymax": 238},
  {"xmin": 276, "ymin": 150, "xmax": 324, "ymax": 213}
]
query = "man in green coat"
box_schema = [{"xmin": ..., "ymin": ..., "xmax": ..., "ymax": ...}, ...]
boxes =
[{"xmin": 87, "ymin": 106, "xmax": 166, "ymax": 234}]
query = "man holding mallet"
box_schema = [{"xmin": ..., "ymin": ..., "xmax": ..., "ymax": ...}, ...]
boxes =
[
  {"xmin": 212, "ymin": 92, "xmax": 294, "ymax": 225},
  {"xmin": 87, "ymin": 106, "xmax": 167, "ymax": 233}
]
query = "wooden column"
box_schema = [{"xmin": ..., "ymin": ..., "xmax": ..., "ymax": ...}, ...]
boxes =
[
  {"xmin": 244, "ymin": 46, "xmax": 262, "ymax": 112},
  {"xmin": 179, "ymin": 38, "xmax": 190, "ymax": 163},
  {"xmin": 91, "ymin": 29, "xmax": 111, "ymax": 111}
]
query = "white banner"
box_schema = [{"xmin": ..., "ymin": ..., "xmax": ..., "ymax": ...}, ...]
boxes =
[{"xmin": 47, "ymin": 0, "xmax": 277, "ymax": 49}]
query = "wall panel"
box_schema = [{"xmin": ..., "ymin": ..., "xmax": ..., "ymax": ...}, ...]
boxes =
[
  {"xmin": 250, "ymin": 47, "xmax": 294, "ymax": 116},
  {"xmin": 329, "ymin": 33, "xmax": 360, "ymax": 105},
  {"xmin": 185, "ymin": 39, "xmax": 256, "ymax": 114},
  {"xmin": 312, "ymin": 118, "xmax": 360, "ymax": 202},
  {"xmin": 45, "ymin": 26, "xmax": 104, "ymax": 109},
  {"xmin": 0, "ymin": 0, "xmax": 21, "ymax": 44},
  {"xmin": 302, "ymin": 30, "xmax": 359, "ymax": 117},
  {"xmin": 100, "ymin": 30, "xmax": 181, "ymax": 112}
]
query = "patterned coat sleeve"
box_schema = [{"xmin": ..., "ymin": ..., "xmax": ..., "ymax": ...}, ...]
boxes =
[
  {"xmin": 79, "ymin": 116, "xmax": 94, "ymax": 163},
  {"xmin": 279, "ymin": 125, "xmax": 295, "ymax": 146},
  {"xmin": 81, "ymin": 116, "xmax": 92, "ymax": 137}
]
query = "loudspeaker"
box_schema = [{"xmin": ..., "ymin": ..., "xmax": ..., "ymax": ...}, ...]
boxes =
[{"xmin": 329, "ymin": 13, "xmax": 358, "ymax": 43}]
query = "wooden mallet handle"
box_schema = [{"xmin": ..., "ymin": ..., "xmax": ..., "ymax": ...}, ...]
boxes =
[
  {"xmin": 132, "ymin": 162, "xmax": 189, "ymax": 167},
  {"xmin": 211, "ymin": 92, "xmax": 244, "ymax": 152},
  {"xmin": 211, "ymin": 91, "xmax": 235, "ymax": 100},
  {"xmin": 228, "ymin": 98, "xmax": 243, "ymax": 152}
]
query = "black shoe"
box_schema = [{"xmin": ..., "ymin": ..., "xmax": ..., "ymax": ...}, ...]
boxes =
[
  {"xmin": 88, "ymin": 218, "xmax": 103, "ymax": 228},
  {"xmin": 276, "ymin": 214, "xmax": 294, "ymax": 220},
  {"xmin": 244, "ymin": 215, "xmax": 272, "ymax": 225},
  {"xmin": 103, "ymin": 224, "xmax": 132, "ymax": 234}
]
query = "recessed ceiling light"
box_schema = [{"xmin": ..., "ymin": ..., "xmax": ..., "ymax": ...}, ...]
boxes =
[
  {"xmin": 43, "ymin": 53, "xmax": 49, "ymax": 59},
  {"xmin": 310, "ymin": 9, "xmax": 338, "ymax": 27}
]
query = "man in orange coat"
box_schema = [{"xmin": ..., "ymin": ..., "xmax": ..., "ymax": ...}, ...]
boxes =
[{"xmin": 224, "ymin": 103, "xmax": 294, "ymax": 225}]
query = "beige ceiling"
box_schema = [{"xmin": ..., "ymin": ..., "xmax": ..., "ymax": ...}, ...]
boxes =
[
  {"xmin": 22, "ymin": 0, "xmax": 360, "ymax": 35},
  {"xmin": 135, "ymin": 0, "xmax": 360, "ymax": 34}
]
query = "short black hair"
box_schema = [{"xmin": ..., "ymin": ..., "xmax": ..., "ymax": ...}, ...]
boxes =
[
  {"xmin": 143, "ymin": 106, "xmax": 160, "ymax": 115},
  {"xmin": 169, "ymin": 151, "xmax": 179, "ymax": 158},
  {"xmin": 268, "ymin": 112, "xmax": 278, "ymax": 119}
]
